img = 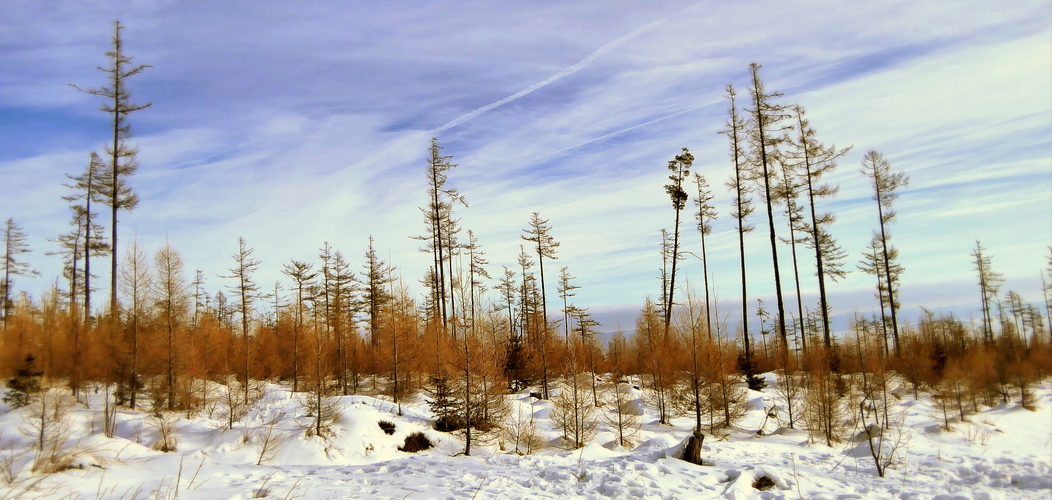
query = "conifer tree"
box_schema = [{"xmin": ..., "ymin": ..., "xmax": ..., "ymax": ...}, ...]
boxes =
[
  {"xmin": 517, "ymin": 245, "xmax": 536, "ymax": 336},
  {"xmin": 638, "ymin": 298, "xmax": 671, "ymax": 424},
  {"xmin": 2, "ymin": 219, "xmax": 37, "ymax": 333},
  {"xmin": 119, "ymin": 239, "xmax": 151, "ymax": 409},
  {"xmin": 774, "ymin": 152, "xmax": 808, "ymax": 355},
  {"xmin": 522, "ymin": 212, "xmax": 559, "ymax": 325},
  {"xmin": 464, "ymin": 230, "xmax": 490, "ymax": 336},
  {"xmin": 858, "ymin": 235, "xmax": 901, "ymax": 356},
  {"xmin": 861, "ymin": 150, "xmax": 909, "ymax": 354},
  {"xmin": 663, "ymin": 148, "xmax": 693, "ymax": 333},
  {"xmin": 659, "ymin": 229, "xmax": 672, "ymax": 316},
  {"xmin": 746, "ymin": 62, "xmax": 790, "ymax": 358},
  {"xmin": 440, "ymin": 207, "xmax": 464, "ymax": 339},
  {"xmin": 48, "ymin": 216, "xmax": 83, "ymax": 315},
  {"xmin": 385, "ymin": 280, "xmax": 420, "ymax": 416},
  {"xmin": 318, "ymin": 242, "xmax": 334, "ymax": 340},
  {"xmin": 415, "ymin": 138, "xmax": 466, "ymax": 331},
  {"xmin": 557, "ymin": 266, "xmax": 580, "ymax": 342},
  {"xmin": 459, "ymin": 306, "xmax": 474, "ymax": 456},
  {"xmin": 604, "ymin": 330, "xmax": 639, "ymax": 446},
  {"xmin": 517, "ymin": 244, "xmax": 543, "ymax": 395},
  {"xmin": 61, "ymin": 153, "xmax": 109, "ymax": 322},
  {"xmin": 362, "ymin": 236, "xmax": 395, "ymax": 352},
  {"xmin": 499, "ymin": 265, "xmax": 526, "ymax": 390},
  {"xmin": 48, "ymin": 214, "xmax": 91, "ymax": 395},
  {"xmin": 572, "ymin": 307, "xmax": 602, "ymax": 407},
  {"xmin": 327, "ymin": 250, "xmax": 356, "ymax": 394},
  {"xmin": 282, "ymin": 260, "xmax": 316, "ymax": 393},
  {"xmin": 756, "ymin": 298, "xmax": 771, "ymax": 361},
  {"xmin": 790, "ymin": 106, "xmax": 850, "ymax": 349},
  {"xmin": 498, "ymin": 266, "xmax": 517, "ymax": 339},
  {"xmin": 693, "ymin": 173, "xmax": 718, "ymax": 337},
  {"xmin": 972, "ymin": 241, "xmax": 1004, "ymax": 343},
  {"xmin": 719, "ymin": 84, "xmax": 756, "ymax": 370},
  {"xmin": 71, "ymin": 20, "xmax": 151, "ymax": 318},
  {"xmin": 154, "ymin": 242, "xmax": 189, "ymax": 410},
  {"xmin": 522, "ymin": 213, "xmax": 559, "ymax": 398},
  {"xmin": 222, "ymin": 237, "xmax": 261, "ymax": 404},
  {"xmin": 679, "ymin": 288, "xmax": 710, "ymax": 432}
]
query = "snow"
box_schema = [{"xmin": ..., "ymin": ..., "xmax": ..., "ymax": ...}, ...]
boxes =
[{"xmin": 0, "ymin": 377, "xmax": 1049, "ymax": 499}]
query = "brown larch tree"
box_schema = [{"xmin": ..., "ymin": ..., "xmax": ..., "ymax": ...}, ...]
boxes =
[
  {"xmin": 2, "ymin": 219, "xmax": 37, "ymax": 334},
  {"xmin": 119, "ymin": 238, "xmax": 151, "ymax": 409},
  {"xmin": 222, "ymin": 237, "xmax": 261, "ymax": 405},
  {"xmin": 282, "ymin": 259, "xmax": 316, "ymax": 393},
  {"xmin": 154, "ymin": 241, "xmax": 189, "ymax": 410}
]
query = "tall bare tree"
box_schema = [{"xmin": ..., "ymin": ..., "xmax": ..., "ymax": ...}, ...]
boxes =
[
  {"xmin": 522, "ymin": 212, "xmax": 559, "ymax": 399},
  {"xmin": 719, "ymin": 84, "xmax": 756, "ymax": 371},
  {"xmin": 861, "ymin": 150, "xmax": 909, "ymax": 354},
  {"xmin": 774, "ymin": 151, "xmax": 808, "ymax": 356},
  {"xmin": 790, "ymin": 106, "xmax": 850, "ymax": 349},
  {"xmin": 415, "ymin": 138, "xmax": 466, "ymax": 331},
  {"xmin": 693, "ymin": 173, "xmax": 718, "ymax": 338},
  {"xmin": 746, "ymin": 62, "xmax": 790, "ymax": 358},
  {"xmin": 972, "ymin": 241, "xmax": 1004, "ymax": 343},
  {"xmin": 71, "ymin": 20, "xmax": 151, "ymax": 319},
  {"xmin": 663, "ymin": 148, "xmax": 693, "ymax": 333},
  {"xmin": 61, "ymin": 152, "xmax": 109, "ymax": 323}
]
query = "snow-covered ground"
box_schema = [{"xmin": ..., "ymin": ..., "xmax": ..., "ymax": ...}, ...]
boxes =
[{"xmin": 1, "ymin": 375, "xmax": 1049, "ymax": 499}]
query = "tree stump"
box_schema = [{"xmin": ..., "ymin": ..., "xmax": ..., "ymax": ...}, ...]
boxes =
[{"xmin": 682, "ymin": 430, "xmax": 705, "ymax": 465}]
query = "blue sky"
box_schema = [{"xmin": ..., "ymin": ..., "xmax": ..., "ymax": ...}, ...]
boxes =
[{"xmin": 1, "ymin": 0, "xmax": 1050, "ymax": 332}]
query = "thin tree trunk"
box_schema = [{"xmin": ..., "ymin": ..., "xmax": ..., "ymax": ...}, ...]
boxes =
[
  {"xmin": 666, "ymin": 202, "xmax": 683, "ymax": 337},
  {"xmin": 537, "ymin": 250, "xmax": 549, "ymax": 400},
  {"xmin": 749, "ymin": 67, "xmax": 789, "ymax": 362},
  {"xmin": 875, "ymin": 191, "xmax": 900, "ymax": 354},
  {"xmin": 700, "ymin": 227, "xmax": 713, "ymax": 338}
]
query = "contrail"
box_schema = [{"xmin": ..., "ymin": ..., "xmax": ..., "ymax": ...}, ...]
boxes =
[
  {"xmin": 525, "ymin": 99, "xmax": 720, "ymax": 166},
  {"xmin": 432, "ymin": 16, "xmax": 669, "ymax": 134},
  {"xmin": 326, "ymin": 14, "xmax": 671, "ymax": 181},
  {"xmin": 228, "ymin": 14, "xmax": 673, "ymax": 230}
]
